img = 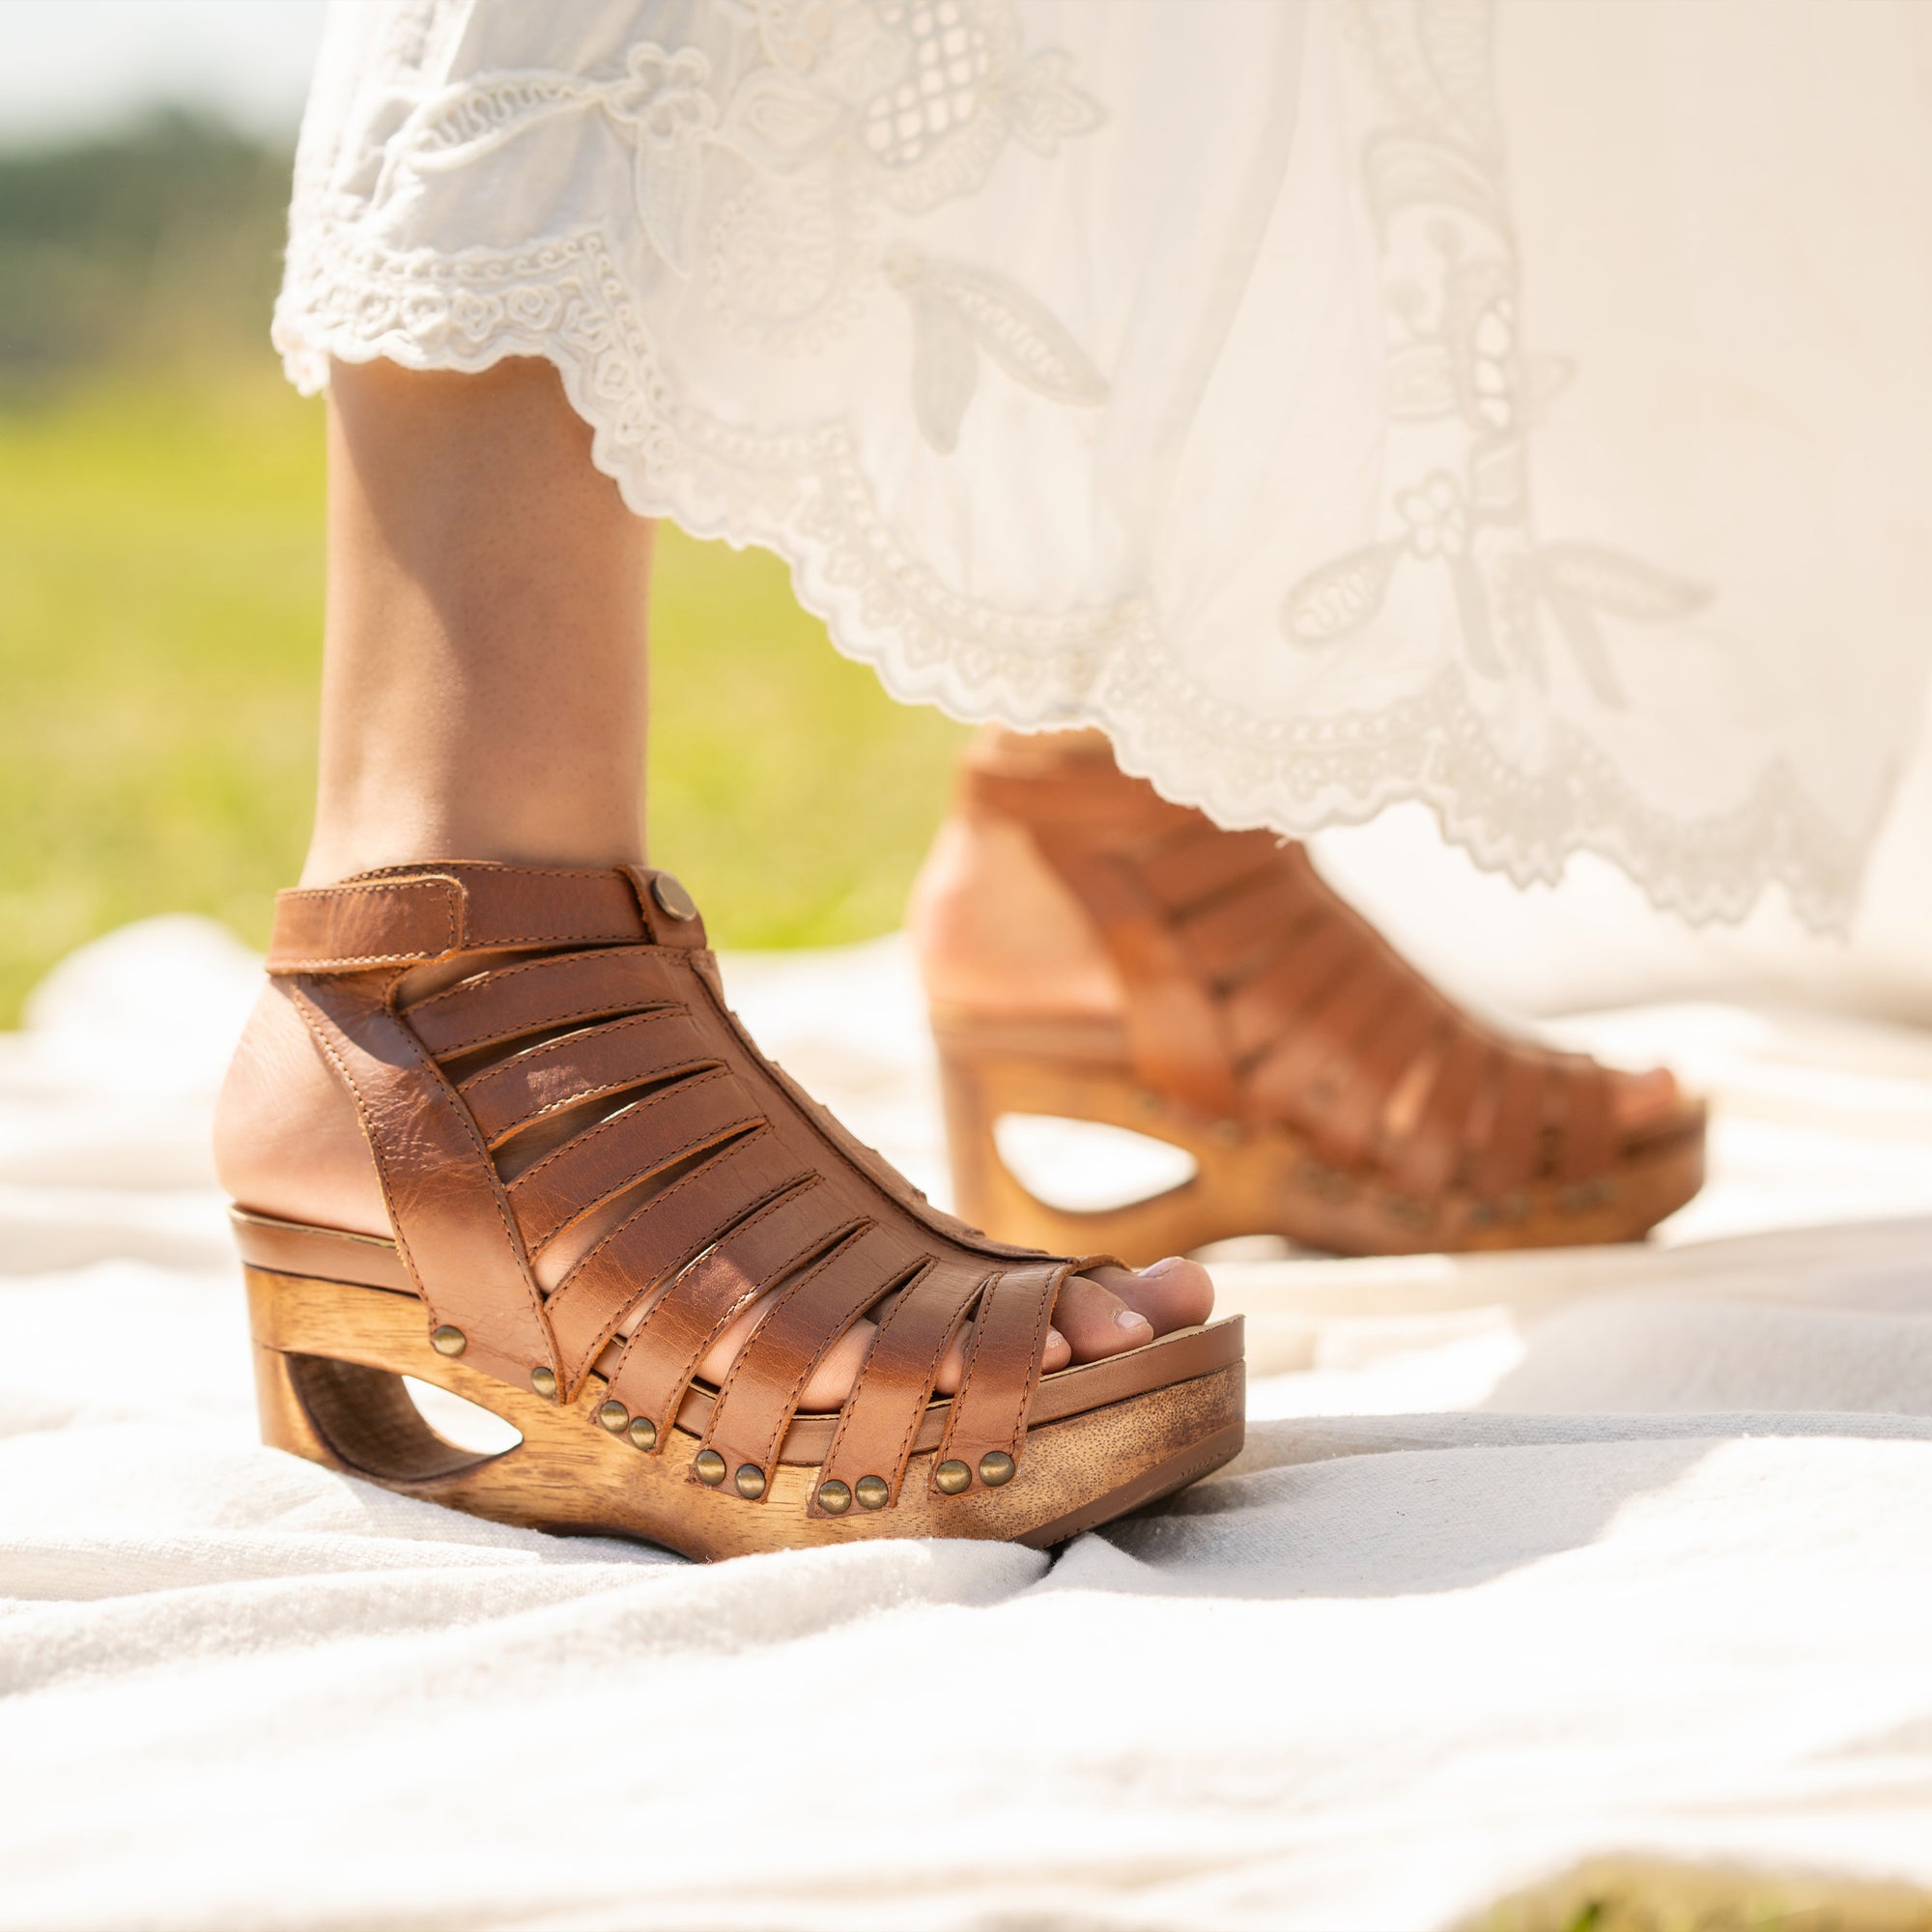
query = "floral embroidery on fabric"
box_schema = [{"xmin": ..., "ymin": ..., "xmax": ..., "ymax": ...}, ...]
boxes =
[
  {"xmin": 380, "ymin": 0, "xmax": 1109, "ymax": 446},
  {"xmin": 1281, "ymin": 0, "xmax": 1709, "ymax": 709},
  {"xmin": 276, "ymin": 0, "xmax": 1871, "ymax": 932}
]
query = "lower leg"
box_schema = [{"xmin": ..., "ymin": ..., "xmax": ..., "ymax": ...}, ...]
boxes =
[
  {"xmin": 217, "ymin": 357, "xmax": 1209, "ymax": 1391},
  {"xmin": 303, "ymin": 355, "xmax": 651, "ymax": 883}
]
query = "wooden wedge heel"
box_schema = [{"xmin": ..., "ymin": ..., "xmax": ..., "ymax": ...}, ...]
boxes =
[
  {"xmin": 230, "ymin": 860, "xmax": 1243, "ymax": 1559},
  {"xmin": 922, "ymin": 734, "xmax": 1707, "ymax": 1264}
]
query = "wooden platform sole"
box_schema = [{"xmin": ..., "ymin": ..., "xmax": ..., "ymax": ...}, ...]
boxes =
[
  {"xmin": 246, "ymin": 1264, "xmax": 1244, "ymax": 1562},
  {"xmin": 936, "ymin": 1039, "xmax": 1707, "ymax": 1265}
]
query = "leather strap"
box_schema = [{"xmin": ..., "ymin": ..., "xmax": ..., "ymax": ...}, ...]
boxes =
[
  {"xmin": 457, "ymin": 1008, "xmax": 712, "ymax": 1148},
  {"xmin": 962, "ymin": 734, "xmax": 1646, "ymax": 1199},
  {"xmin": 545, "ymin": 1129, "xmax": 808, "ymax": 1395},
  {"xmin": 505, "ymin": 1066, "xmax": 763, "ymax": 1256},
  {"xmin": 266, "ymin": 856, "xmax": 1103, "ymax": 1509},
  {"xmin": 929, "ymin": 1261, "xmax": 1066, "ymax": 1492},
  {"xmin": 267, "ymin": 862, "xmax": 702, "ymax": 974},
  {"xmin": 289, "ymin": 970, "xmax": 556, "ymax": 1387},
  {"xmin": 701, "ymin": 1224, "xmax": 924, "ymax": 1491},
  {"xmin": 812, "ymin": 1259, "xmax": 991, "ymax": 1510},
  {"xmin": 606, "ymin": 1181, "xmax": 859, "ymax": 1444},
  {"xmin": 402, "ymin": 946, "xmax": 683, "ymax": 1058}
]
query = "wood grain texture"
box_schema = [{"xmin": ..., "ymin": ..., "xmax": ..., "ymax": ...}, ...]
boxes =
[
  {"xmin": 246, "ymin": 1264, "xmax": 1243, "ymax": 1561},
  {"xmin": 935, "ymin": 1031, "xmax": 1706, "ymax": 1265}
]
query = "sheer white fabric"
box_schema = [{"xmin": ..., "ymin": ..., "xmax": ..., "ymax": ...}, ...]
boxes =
[{"xmin": 276, "ymin": 0, "xmax": 1932, "ymax": 929}]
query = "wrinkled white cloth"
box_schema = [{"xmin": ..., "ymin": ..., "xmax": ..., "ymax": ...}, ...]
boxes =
[
  {"xmin": 276, "ymin": 0, "xmax": 1932, "ymax": 929},
  {"xmin": 6, "ymin": 916, "xmax": 1932, "ymax": 1930}
]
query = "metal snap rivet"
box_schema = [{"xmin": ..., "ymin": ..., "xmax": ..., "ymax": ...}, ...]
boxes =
[
  {"xmin": 628, "ymin": 1416, "xmax": 658, "ymax": 1451},
  {"xmin": 694, "ymin": 1449, "xmax": 727, "ymax": 1486},
  {"xmin": 978, "ymin": 1451, "xmax": 1015, "ymax": 1488},
  {"xmin": 933, "ymin": 1459, "xmax": 971, "ymax": 1495},
  {"xmin": 854, "ymin": 1475, "xmax": 890, "ymax": 1511},
  {"xmin": 530, "ymin": 1366, "xmax": 557, "ymax": 1400},
  {"xmin": 734, "ymin": 1464, "xmax": 767, "ymax": 1500},
  {"xmin": 816, "ymin": 1480, "xmax": 852, "ymax": 1515},
  {"xmin": 651, "ymin": 873, "xmax": 698, "ymax": 922},
  {"xmin": 597, "ymin": 1400, "xmax": 629, "ymax": 1434},
  {"xmin": 430, "ymin": 1325, "xmax": 467, "ymax": 1357}
]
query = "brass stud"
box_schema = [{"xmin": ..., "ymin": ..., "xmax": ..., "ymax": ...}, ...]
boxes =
[
  {"xmin": 933, "ymin": 1459, "xmax": 971, "ymax": 1495},
  {"xmin": 816, "ymin": 1479, "xmax": 852, "ymax": 1515},
  {"xmin": 694, "ymin": 1449, "xmax": 727, "ymax": 1486},
  {"xmin": 1382, "ymin": 1194, "xmax": 1429, "ymax": 1229},
  {"xmin": 1560, "ymin": 1179, "xmax": 1613, "ymax": 1214},
  {"xmin": 627, "ymin": 1416, "xmax": 657, "ymax": 1452},
  {"xmin": 978, "ymin": 1451, "xmax": 1015, "ymax": 1488},
  {"xmin": 854, "ymin": 1474, "xmax": 890, "ymax": 1511},
  {"xmin": 530, "ymin": 1366, "xmax": 557, "ymax": 1400},
  {"xmin": 734, "ymin": 1463, "xmax": 767, "ymax": 1501},
  {"xmin": 597, "ymin": 1400, "xmax": 629, "ymax": 1434},
  {"xmin": 429, "ymin": 1325, "xmax": 467, "ymax": 1357},
  {"xmin": 651, "ymin": 872, "xmax": 698, "ymax": 922}
]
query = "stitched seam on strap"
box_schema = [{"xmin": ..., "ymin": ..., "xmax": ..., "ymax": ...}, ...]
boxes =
[
  {"xmin": 403, "ymin": 938, "xmax": 660, "ymax": 1019},
  {"xmin": 428, "ymin": 863, "xmax": 641, "ymax": 947},
  {"xmin": 289, "ymin": 980, "xmax": 438, "ymax": 1321},
  {"xmin": 270, "ymin": 881, "xmax": 463, "ymax": 972},
  {"xmin": 422, "ymin": 997, "xmax": 671, "ymax": 1059},
  {"xmin": 514, "ymin": 1079, "xmax": 762, "ymax": 1254},
  {"xmin": 748, "ymin": 1254, "xmax": 931, "ymax": 1473},
  {"xmin": 458, "ymin": 1007, "xmax": 705, "ymax": 1130},
  {"xmin": 300, "ymin": 976, "xmax": 550, "ymax": 1358},
  {"xmin": 822, "ymin": 1264, "xmax": 980, "ymax": 1486},
  {"xmin": 555, "ymin": 1134, "xmax": 789, "ymax": 1384},
  {"xmin": 939, "ymin": 1271, "xmax": 1001, "ymax": 1462},
  {"xmin": 611, "ymin": 1179, "xmax": 830, "ymax": 1410},
  {"xmin": 1001, "ymin": 1263, "xmax": 1064, "ymax": 1454},
  {"xmin": 508, "ymin": 1063, "xmax": 730, "ymax": 1198},
  {"xmin": 701, "ymin": 1225, "xmax": 875, "ymax": 1463},
  {"xmin": 387, "ymin": 1001, "xmax": 553, "ymax": 1357}
]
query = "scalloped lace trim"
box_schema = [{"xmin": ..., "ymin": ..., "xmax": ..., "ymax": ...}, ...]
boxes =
[
  {"xmin": 273, "ymin": 0, "xmax": 1875, "ymax": 932},
  {"xmin": 275, "ymin": 214, "xmax": 1865, "ymax": 933}
]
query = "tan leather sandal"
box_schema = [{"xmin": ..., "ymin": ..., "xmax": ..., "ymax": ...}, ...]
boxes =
[
  {"xmin": 234, "ymin": 861, "xmax": 1243, "ymax": 1560},
  {"xmin": 924, "ymin": 734, "xmax": 1707, "ymax": 1264}
]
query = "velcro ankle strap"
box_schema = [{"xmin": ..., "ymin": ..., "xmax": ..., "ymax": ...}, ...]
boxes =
[{"xmin": 266, "ymin": 863, "xmax": 703, "ymax": 974}]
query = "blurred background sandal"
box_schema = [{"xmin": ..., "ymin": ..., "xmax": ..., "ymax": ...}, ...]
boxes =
[
  {"xmin": 916, "ymin": 731, "xmax": 1706, "ymax": 1264},
  {"xmin": 233, "ymin": 860, "xmax": 1243, "ymax": 1561}
]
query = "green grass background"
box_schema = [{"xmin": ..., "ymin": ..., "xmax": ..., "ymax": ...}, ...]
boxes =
[{"xmin": 0, "ymin": 120, "xmax": 967, "ymax": 1025}]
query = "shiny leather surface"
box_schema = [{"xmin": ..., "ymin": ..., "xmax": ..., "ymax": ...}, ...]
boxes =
[
  {"xmin": 257, "ymin": 860, "xmax": 1163, "ymax": 1514},
  {"xmin": 956, "ymin": 738, "xmax": 1650, "ymax": 1201}
]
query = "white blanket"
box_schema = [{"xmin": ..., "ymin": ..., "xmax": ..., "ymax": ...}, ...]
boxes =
[{"xmin": 6, "ymin": 918, "xmax": 1932, "ymax": 1932}]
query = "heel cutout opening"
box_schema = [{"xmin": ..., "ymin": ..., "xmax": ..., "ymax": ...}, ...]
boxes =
[
  {"xmin": 285, "ymin": 1353, "xmax": 522, "ymax": 1483},
  {"xmin": 402, "ymin": 1377, "xmax": 524, "ymax": 1456},
  {"xmin": 992, "ymin": 1113, "xmax": 1198, "ymax": 1213}
]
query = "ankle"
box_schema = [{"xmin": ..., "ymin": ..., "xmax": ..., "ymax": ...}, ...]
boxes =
[
  {"xmin": 908, "ymin": 810, "xmax": 1123, "ymax": 1020},
  {"xmin": 214, "ymin": 981, "xmax": 389, "ymax": 1236},
  {"xmin": 299, "ymin": 808, "xmax": 645, "ymax": 888}
]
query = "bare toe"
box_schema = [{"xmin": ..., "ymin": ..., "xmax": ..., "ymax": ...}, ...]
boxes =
[
  {"xmin": 1051, "ymin": 1269, "xmax": 1154, "ymax": 1360},
  {"xmin": 1087, "ymin": 1256, "xmax": 1215, "ymax": 1334},
  {"xmin": 1611, "ymin": 1066, "xmax": 1681, "ymax": 1134}
]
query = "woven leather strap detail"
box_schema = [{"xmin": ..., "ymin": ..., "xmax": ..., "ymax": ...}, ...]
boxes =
[
  {"xmin": 272, "ymin": 858, "xmax": 1115, "ymax": 1507},
  {"xmin": 962, "ymin": 740, "xmax": 1646, "ymax": 1201}
]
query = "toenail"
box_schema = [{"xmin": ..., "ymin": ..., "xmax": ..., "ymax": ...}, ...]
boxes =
[{"xmin": 1115, "ymin": 1307, "xmax": 1151, "ymax": 1332}]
